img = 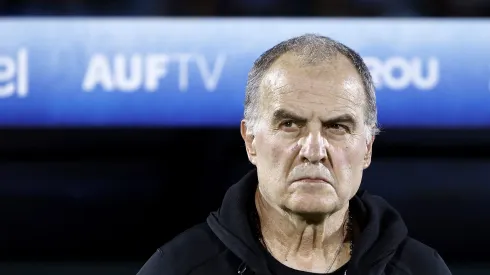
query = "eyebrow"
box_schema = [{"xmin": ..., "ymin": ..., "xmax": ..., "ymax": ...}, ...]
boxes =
[
  {"xmin": 272, "ymin": 108, "xmax": 357, "ymax": 126},
  {"xmin": 325, "ymin": 114, "xmax": 357, "ymax": 126},
  {"xmin": 272, "ymin": 109, "xmax": 307, "ymax": 124}
]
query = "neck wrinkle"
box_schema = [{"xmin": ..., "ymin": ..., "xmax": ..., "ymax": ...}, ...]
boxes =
[{"xmin": 254, "ymin": 188, "xmax": 350, "ymax": 271}]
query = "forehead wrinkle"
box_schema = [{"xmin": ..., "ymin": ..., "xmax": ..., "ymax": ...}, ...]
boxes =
[
  {"xmin": 264, "ymin": 86, "xmax": 365, "ymax": 120},
  {"xmin": 329, "ymin": 106, "xmax": 358, "ymax": 119},
  {"xmin": 258, "ymin": 53, "xmax": 367, "ymax": 120},
  {"xmin": 338, "ymin": 92, "xmax": 363, "ymax": 108}
]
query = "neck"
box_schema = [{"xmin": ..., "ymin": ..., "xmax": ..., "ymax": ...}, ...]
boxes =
[{"xmin": 255, "ymin": 189, "xmax": 351, "ymax": 273}]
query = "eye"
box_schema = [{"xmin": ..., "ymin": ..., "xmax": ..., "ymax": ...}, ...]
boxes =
[
  {"xmin": 279, "ymin": 120, "xmax": 300, "ymax": 131},
  {"xmin": 282, "ymin": 120, "xmax": 294, "ymax": 127},
  {"xmin": 327, "ymin": 123, "xmax": 349, "ymax": 134}
]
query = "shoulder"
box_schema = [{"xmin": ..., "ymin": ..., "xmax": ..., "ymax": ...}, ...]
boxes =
[
  {"xmin": 389, "ymin": 237, "xmax": 452, "ymax": 275},
  {"xmin": 136, "ymin": 222, "xmax": 227, "ymax": 275}
]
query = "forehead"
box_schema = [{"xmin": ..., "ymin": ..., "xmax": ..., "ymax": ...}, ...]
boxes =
[{"xmin": 259, "ymin": 53, "xmax": 365, "ymax": 118}]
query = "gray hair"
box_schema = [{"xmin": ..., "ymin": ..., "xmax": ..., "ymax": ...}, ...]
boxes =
[{"xmin": 243, "ymin": 33, "xmax": 380, "ymax": 138}]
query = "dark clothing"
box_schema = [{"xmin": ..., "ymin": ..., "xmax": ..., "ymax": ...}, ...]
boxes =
[
  {"xmin": 264, "ymin": 248, "xmax": 348, "ymax": 275},
  {"xmin": 137, "ymin": 170, "xmax": 452, "ymax": 275}
]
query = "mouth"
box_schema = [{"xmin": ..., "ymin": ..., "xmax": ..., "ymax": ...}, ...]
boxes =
[{"xmin": 295, "ymin": 177, "xmax": 329, "ymax": 184}]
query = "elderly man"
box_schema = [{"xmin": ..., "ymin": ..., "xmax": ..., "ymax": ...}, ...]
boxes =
[{"xmin": 136, "ymin": 34, "xmax": 451, "ymax": 275}]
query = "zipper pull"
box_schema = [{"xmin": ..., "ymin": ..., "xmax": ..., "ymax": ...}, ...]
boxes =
[{"xmin": 237, "ymin": 262, "xmax": 247, "ymax": 274}]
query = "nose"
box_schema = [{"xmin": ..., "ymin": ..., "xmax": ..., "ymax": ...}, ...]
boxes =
[{"xmin": 299, "ymin": 131, "xmax": 327, "ymax": 164}]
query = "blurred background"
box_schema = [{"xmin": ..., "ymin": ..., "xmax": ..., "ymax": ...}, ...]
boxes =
[
  {"xmin": 0, "ymin": 1, "xmax": 490, "ymax": 275},
  {"xmin": 1, "ymin": 0, "xmax": 490, "ymax": 16}
]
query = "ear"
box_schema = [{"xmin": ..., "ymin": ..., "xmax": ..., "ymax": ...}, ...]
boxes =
[
  {"xmin": 240, "ymin": 120, "xmax": 257, "ymax": 165},
  {"xmin": 363, "ymin": 134, "xmax": 375, "ymax": 169}
]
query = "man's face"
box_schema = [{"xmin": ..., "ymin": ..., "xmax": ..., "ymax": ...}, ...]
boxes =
[{"xmin": 241, "ymin": 53, "xmax": 374, "ymax": 215}]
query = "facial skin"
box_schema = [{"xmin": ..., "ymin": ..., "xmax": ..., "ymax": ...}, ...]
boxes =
[{"xmin": 240, "ymin": 52, "xmax": 375, "ymax": 272}]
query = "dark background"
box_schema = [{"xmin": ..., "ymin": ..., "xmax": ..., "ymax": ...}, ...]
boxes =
[{"xmin": 1, "ymin": 0, "xmax": 490, "ymax": 274}]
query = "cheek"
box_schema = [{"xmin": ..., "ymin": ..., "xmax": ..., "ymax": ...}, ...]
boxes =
[
  {"xmin": 329, "ymin": 141, "xmax": 367, "ymax": 176},
  {"xmin": 269, "ymin": 141, "xmax": 283, "ymax": 165},
  {"xmin": 346, "ymin": 144, "xmax": 367, "ymax": 167},
  {"xmin": 255, "ymin": 135, "xmax": 285, "ymax": 178},
  {"xmin": 328, "ymin": 143, "xmax": 366, "ymax": 198},
  {"xmin": 258, "ymin": 134, "xmax": 294, "ymax": 166},
  {"xmin": 255, "ymin": 135, "xmax": 292, "ymax": 202},
  {"xmin": 256, "ymin": 135, "xmax": 297, "ymax": 192}
]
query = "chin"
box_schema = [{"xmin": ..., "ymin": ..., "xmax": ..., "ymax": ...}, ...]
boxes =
[
  {"xmin": 286, "ymin": 197, "xmax": 338, "ymax": 216},
  {"xmin": 289, "ymin": 187, "xmax": 338, "ymax": 205}
]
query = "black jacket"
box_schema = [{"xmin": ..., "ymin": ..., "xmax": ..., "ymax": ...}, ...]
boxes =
[{"xmin": 136, "ymin": 170, "xmax": 452, "ymax": 275}]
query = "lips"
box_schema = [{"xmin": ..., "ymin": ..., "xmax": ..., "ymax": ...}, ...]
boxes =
[{"xmin": 295, "ymin": 177, "xmax": 329, "ymax": 183}]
